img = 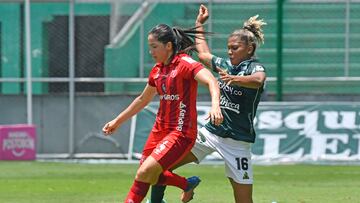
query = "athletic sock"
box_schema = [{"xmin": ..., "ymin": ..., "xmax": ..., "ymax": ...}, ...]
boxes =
[
  {"xmin": 156, "ymin": 170, "xmax": 188, "ymax": 190},
  {"xmin": 124, "ymin": 180, "xmax": 150, "ymax": 203},
  {"xmin": 150, "ymin": 185, "xmax": 166, "ymax": 203}
]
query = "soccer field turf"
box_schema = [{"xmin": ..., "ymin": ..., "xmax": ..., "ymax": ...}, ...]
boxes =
[{"xmin": 0, "ymin": 161, "xmax": 359, "ymax": 203}]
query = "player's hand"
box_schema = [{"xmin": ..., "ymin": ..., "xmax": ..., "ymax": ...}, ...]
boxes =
[
  {"xmin": 215, "ymin": 66, "xmax": 226, "ymax": 74},
  {"xmin": 206, "ymin": 105, "xmax": 223, "ymax": 126},
  {"xmin": 196, "ymin": 4, "xmax": 209, "ymax": 24},
  {"xmin": 217, "ymin": 67, "xmax": 236, "ymax": 86},
  {"xmin": 102, "ymin": 119, "xmax": 120, "ymax": 136}
]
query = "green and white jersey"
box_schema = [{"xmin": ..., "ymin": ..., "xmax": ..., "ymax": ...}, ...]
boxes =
[{"xmin": 205, "ymin": 55, "xmax": 265, "ymax": 143}]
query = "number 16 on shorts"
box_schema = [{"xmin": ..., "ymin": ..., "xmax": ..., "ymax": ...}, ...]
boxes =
[
  {"xmin": 235, "ymin": 157, "xmax": 251, "ymax": 181},
  {"xmin": 235, "ymin": 157, "xmax": 248, "ymax": 170}
]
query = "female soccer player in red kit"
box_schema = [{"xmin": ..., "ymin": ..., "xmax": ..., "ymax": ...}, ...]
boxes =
[{"xmin": 102, "ymin": 24, "xmax": 223, "ymax": 203}]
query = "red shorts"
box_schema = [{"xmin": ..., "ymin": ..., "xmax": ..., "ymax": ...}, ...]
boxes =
[{"xmin": 140, "ymin": 131, "xmax": 196, "ymax": 170}]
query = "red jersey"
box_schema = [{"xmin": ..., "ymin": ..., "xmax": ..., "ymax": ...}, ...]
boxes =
[{"xmin": 148, "ymin": 53, "xmax": 203, "ymax": 139}]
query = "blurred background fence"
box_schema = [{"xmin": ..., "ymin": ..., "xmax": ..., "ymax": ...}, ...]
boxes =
[{"xmin": 0, "ymin": 0, "xmax": 360, "ymax": 159}]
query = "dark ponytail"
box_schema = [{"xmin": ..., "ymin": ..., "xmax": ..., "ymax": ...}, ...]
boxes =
[{"xmin": 149, "ymin": 24, "xmax": 210, "ymax": 58}]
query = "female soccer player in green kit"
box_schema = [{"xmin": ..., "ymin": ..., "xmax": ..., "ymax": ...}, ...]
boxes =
[{"xmin": 149, "ymin": 4, "xmax": 267, "ymax": 203}]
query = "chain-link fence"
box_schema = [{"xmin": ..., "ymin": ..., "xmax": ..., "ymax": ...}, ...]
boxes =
[
  {"xmin": 1, "ymin": 0, "xmax": 359, "ymax": 94},
  {"xmin": 0, "ymin": 0, "xmax": 359, "ymax": 157}
]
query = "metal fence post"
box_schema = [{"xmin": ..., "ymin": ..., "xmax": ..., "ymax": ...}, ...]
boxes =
[
  {"xmin": 276, "ymin": 0, "xmax": 284, "ymax": 101},
  {"xmin": 69, "ymin": 0, "xmax": 75, "ymax": 158},
  {"xmin": 25, "ymin": 0, "xmax": 33, "ymax": 124},
  {"xmin": 344, "ymin": 0, "xmax": 350, "ymax": 77}
]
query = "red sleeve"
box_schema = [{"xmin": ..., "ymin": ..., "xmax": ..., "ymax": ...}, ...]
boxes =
[
  {"xmin": 180, "ymin": 55, "xmax": 204, "ymax": 79},
  {"xmin": 191, "ymin": 62, "xmax": 203, "ymax": 78},
  {"xmin": 148, "ymin": 66, "xmax": 158, "ymax": 87}
]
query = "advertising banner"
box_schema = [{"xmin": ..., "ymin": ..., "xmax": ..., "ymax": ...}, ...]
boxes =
[
  {"xmin": 133, "ymin": 102, "xmax": 360, "ymax": 163},
  {"xmin": 0, "ymin": 124, "xmax": 36, "ymax": 160}
]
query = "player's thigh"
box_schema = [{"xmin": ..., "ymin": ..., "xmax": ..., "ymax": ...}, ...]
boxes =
[
  {"xmin": 217, "ymin": 138, "xmax": 254, "ymax": 202},
  {"xmin": 151, "ymin": 132, "xmax": 195, "ymax": 170},
  {"xmin": 140, "ymin": 131, "xmax": 165, "ymax": 164},
  {"xmin": 228, "ymin": 178, "xmax": 253, "ymax": 203},
  {"xmin": 216, "ymin": 137, "xmax": 253, "ymax": 185}
]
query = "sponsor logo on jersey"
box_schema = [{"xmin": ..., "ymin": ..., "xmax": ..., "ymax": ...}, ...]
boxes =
[
  {"xmin": 220, "ymin": 95, "xmax": 240, "ymax": 114},
  {"xmin": 218, "ymin": 81, "xmax": 243, "ymax": 96},
  {"xmin": 176, "ymin": 102, "xmax": 187, "ymax": 131},
  {"xmin": 170, "ymin": 69, "xmax": 178, "ymax": 78},
  {"xmin": 159, "ymin": 94, "xmax": 179, "ymax": 101}
]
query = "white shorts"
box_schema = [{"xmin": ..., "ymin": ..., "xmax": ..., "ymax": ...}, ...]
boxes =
[{"xmin": 191, "ymin": 127, "xmax": 253, "ymax": 184}]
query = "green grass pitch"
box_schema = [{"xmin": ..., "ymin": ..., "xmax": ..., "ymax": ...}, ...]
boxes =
[{"xmin": 0, "ymin": 161, "xmax": 359, "ymax": 203}]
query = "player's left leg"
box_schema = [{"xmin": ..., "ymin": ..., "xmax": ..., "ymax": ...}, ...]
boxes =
[
  {"xmin": 222, "ymin": 143, "xmax": 253, "ymax": 203},
  {"xmin": 125, "ymin": 131, "xmax": 192, "ymax": 203},
  {"xmin": 200, "ymin": 128, "xmax": 253, "ymax": 203},
  {"xmin": 125, "ymin": 131, "xmax": 165, "ymax": 203},
  {"xmin": 150, "ymin": 151, "xmax": 200, "ymax": 203},
  {"xmin": 124, "ymin": 156, "xmax": 163, "ymax": 203},
  {"xmin": 150, "ymin": 127, "xmax": 217, "ymax": 203},
  {"xmin": 149, "ymin": 185, "xmax": 166, "ymax": 203},
  {"xmin": 228, "ymin": 178, "xmax": 253, "ymax": 203}
]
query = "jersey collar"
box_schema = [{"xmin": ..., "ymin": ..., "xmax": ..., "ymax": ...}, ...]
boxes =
[
  {"xmin": 157, "ymin": 53, "xmax": 186, "ymax": 68},
  {"xmin": 228, "ymin": 58, "xmax": 256, "ymax": 75}
]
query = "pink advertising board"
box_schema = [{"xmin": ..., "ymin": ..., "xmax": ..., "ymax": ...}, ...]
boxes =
[{"xmin": 0, "ymin": 124, "xmax": 36, "ymax": 160}]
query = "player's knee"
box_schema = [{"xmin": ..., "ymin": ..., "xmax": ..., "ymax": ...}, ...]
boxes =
[{"xmin": 135, "ymin": 165, "xmax": 159, "ymax": 184}]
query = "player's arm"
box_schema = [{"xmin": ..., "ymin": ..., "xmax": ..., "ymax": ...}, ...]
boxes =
[
  {"xmin": 195, "ymin": 4, "xmax": 213, "ymax": 68},
  {"xmin": 218, "ymin": 68, "xmax": 266, "ymax": 89},
  {"xmin": 102, "ymin": 84, "xmax": 157, "ymax": 135},
  {"xmin": 195, "ymin": 68, "xmax": 223, "ymax": 125}
]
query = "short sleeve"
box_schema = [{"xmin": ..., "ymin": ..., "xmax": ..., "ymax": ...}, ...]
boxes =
[
  {"xmin": 251, "ymin": 63, "xmax": 266, "ymax": 74},
  {"xmin": 181, "ymin": 56, "xmax": 204, "ymax": 79},
  {"xmin": 211, "ymin": 55, "xmax": 229, "ymax": 72},
  {"xmin": 148, "ymin": 66, "xmax": 158, "ymax": 87},
  {"xmin": 192, "ymin": 62, "xmax": 204, "ymax": 78}
]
